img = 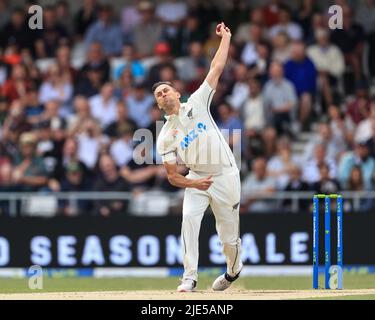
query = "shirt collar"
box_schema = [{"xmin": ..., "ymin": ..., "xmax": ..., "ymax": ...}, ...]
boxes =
[{"xmin": 164, "ymin": 105, "xmax": 183, "ymax": 121}]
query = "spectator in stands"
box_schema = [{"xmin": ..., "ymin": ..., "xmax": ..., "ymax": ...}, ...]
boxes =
[
  {"xmin": 121, "ymin": 0, "xmax": 142, "ymax": 42},
  {"xmin": 89, "ymin": 82, "xmax": 118, "ymax": 129},
  {"xmin": 35, "ymin": 5, "xmax": 70, "ymax": 59},
  {"xmin": 112, "ymin": 44, "xmax": 145, "ymax": 83},
  {"xmin": 346, "ymin": 165, "xmax": 374, "ymax": 212},
  {"xmin": 113, "ymin": 65, "xmax": 135, "ymax": 101},
  {"xmin": 49, "ymin": 137, "xmax": 91, "ymax": 187},
  {"xmin": 267, "ymin": 136, "xmax": 300, "ymax": 190},
  {"xmin": 262, "ymin": 0, "xmax": 282, "ymax": 28},
  {"xmin": 353, "ymin": 95, "xmax": 375, "ymax": 144},
  {"xmin": 294, "ymin": 0, "xmax": 320, "ymax": 44},
  {"xmin": 226, "ymin": 63, "xmax": 250, "ymax": 111},
  {"xmin": 2, "ymin": 63, "xmax": 31, "ymax": 103},
  {"xmin": 84, "ymin": 4, "xmax": 123, "ymax": 57},
  {"xmin": 263, "ymin": 61, "xmax": 297, "ymax": 135},
  {"xmin": 75, "ymin": 64, "xmax": 103, "ymax": 97},
  {"xmin": 178, "ymin": 15, "xmax": 208, "ymax": 56},
  {"xmin": 242, "ymin": 77, "xmax": 266, "ymax": 134},
  {"xmin": 216, "ymin": 103, "xmax": 243, "ymax": 152},
  {"xmin": 23, "ymin": 84, "xmax": 44, "ymax": 125},
  {"xmin": 93, "ymin": 154, "xmax": 131, "ymax": 217},
  {"xmin": 241, "ymin": 157, "xmax": 277, "ymax": 213},
  {"xmin": 11, "ymin": 132, "xmax": 48, "ymax": 191},
  {"xmin": 0, "ymin": 95, "xmax": 8, "ymax": 126},
  {"xmin": 235, "ymin": 7, "xmax": 265, "ymax": 44},
  {"xmin": 303, "ymin": 143, "xmax": 337, "ymax": 186},
  {"xmin": 223, "ymin": 1, "xmax": 250, "ymax": 37},
  {"xmin": 67, "ymin": 95, "xmax": 93, "ymax": 135},
  {"xmin": 58, "ymin": 161, "xmax": 91, "ymax": 216},
  {"xmin": 110, "ymin": 123, "xmax": 134, "ymax": 168},
  {"xmin": 38, "ymin": 64, "xmax": 73, "ymax": 118},
  {"xmin": 242, "ymin": 78, "xmax": 267, "ymax": 166},
  {"xmin": 76, "ymin": 118, "xmax": 107, "ymax": 170},
  {"xmin": 0, "ymin": 143, "xmax": 12, "ymax": 215},
  {"xmin": 37, "ymin": 100, "xmax": 66, "ymax": 132},
  {"xmin": 74, "ymin": 0, "xmax": 98, "ymax": 39},
  {"xmin": 105, "ymin": 101, "xmax": 138, "ymax": 140},
  {"xmin": 355, "ymin": 0, "xmax": 375, "ymax": 78},
  {"xmin": 312, "ymin": 162, "xmax": 341, "ymax": 195},
  {"xmin": 307, "ymin": 28, "xmax": 345, "ymax": 109},
  {"xmin": 176, "ymin": 41, "xmax": 208, "ymax": 83},
  {"xmin": 268, "ymin": 5, "xmax": 303, "ymax": 41},
  {"xmin": 239, "ymin": 24, "xmax": 264, "ymax": 68},
  {"xmin": 331, "ymin": 5, "xmax": 365, "ymax": 83},
  {"xmin": 56, "ymin": 45, "xmax": 78, "ymax": 84},
  {"xmin": 156, "ymin": 0, "xmax": 187, "ymax": 25},
  {"xmin": 146, "ymin": 42, "xmax": 175, "ymax": 88},
  {"xmin": 284, "ymin": 41, "xmax": 317, "ymax": 132},
  {"xmin": 132, "ymin": 1, "xmax": 163, "ymax": 59},
  {"xmin": 80, "ymin": 42, "xmax": 110, "ymax": 83},
  {"xmin": 158, "ymin": 0, "xmax": 189, "ymax": 58},
  {"xmin": 303, "ymin": 121, "xmax": 347, "ymax": 163},
  {"xmin": 346, "ymin": 80, "xmax": 371, "ymax": 126},
  {"xmin": 328, "ymin": 104, "xmax": 355, "ymax": 149},
  {"xmin": 0, "ymin": 8, "xmax": 37, "ymax": 56},
  {"xmin": 120, "ymin": 147, "xmax": 159, "ymax": 192},
  {"xmin": 1, "ymin": 99, "xmax": 32, "ymax": 159},
  {"xmin": 125, "ymin": 81, "xmax": 154, "ymax": 128},
  {"xmin": 56, "ymin": 0, "xmax": 73, "ymax": 36},
  {"xmin": 271, "ymin": 31, "xmax": 292, "ymax": 63},
  {"xmin": 338, "ymin": 141, "xmax": 375, "ymax": 189},
  {"xmin": 0, "ymin": 0, "xmax": 10, "ymax": 30},
  {"xmin": 283, "ymin": 165, "xmax": 310, "ymax": 211}
]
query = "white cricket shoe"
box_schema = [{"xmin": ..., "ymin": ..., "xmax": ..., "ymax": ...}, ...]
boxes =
[
  {"xmin": 212, "ymin": 270, "xmax": 241, "ymax": 291},
  {"xmin": 177, "ymin": 278, "xmax": 197, "ymax": 292}
]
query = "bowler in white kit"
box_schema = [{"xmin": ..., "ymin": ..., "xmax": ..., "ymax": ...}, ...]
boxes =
[{"xmin": 154, "ymin": 22, "xmax": 242, "ymax": 292}]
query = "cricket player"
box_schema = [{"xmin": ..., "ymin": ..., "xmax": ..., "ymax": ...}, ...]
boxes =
[{"xmin": 154, "ymin": 22, "xmax": 242, "ymax": 292}]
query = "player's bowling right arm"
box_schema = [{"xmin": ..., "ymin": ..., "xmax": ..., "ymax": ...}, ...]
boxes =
[{"xmin": 163, "ymin": 161, "xmax": 213, "ymax": 191}]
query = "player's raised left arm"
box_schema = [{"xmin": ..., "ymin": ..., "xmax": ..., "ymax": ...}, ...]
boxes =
[{"xmin": 205, "ymin": 22, "xmax": 231, "ymax": 90}]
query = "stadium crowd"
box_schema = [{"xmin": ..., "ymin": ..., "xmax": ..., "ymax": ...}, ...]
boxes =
[{"xmin": 0, "ymin": 0, "xmax": 375, "ymax": 216}]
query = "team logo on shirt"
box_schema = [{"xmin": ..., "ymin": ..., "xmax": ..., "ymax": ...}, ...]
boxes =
[
  {"xmin": 187, "ymin": 109, "xmax": 193, "ymax": 120},
  {"xmin": 180, "ymin": 122, "xmax": 207, "ymax": 151}
]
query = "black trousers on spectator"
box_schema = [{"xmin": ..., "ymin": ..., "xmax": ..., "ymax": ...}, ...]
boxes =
[{"xmin": 272, "ymin": 112, "xmax": 291, "ymax": 136}]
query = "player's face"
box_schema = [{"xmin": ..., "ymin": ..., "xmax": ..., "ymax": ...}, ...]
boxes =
[{"xmin": 154, "ymin": 84, "xmax": 180, "ymax": 111}]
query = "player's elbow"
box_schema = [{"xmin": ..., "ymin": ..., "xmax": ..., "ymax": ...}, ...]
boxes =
[{"xmin": 210, "ymin": 63, "xmax": 225, "ymax": 74}]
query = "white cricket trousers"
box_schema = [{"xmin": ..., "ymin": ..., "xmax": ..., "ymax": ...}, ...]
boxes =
[{"xmin": 181, "ymin": 168, "xmax": 242, "ymax": 282}]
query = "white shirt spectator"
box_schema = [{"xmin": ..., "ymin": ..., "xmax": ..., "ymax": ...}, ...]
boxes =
[
  {"xmin": 126, "ymin": 93, "xmax": 154, "ymax": 128},
  {"xmin": 89, "ymin": 94, "xmax": 118, "ymax": 129},
  {"xmin": 267, "ymin": 155, "xmax": 301, "ymax": 190},
  {"xmin": 307, "ymin": 44, "xmax": 345, "ymax": 78},
  {"xmin": 110, "ymin": 138, "xmax": 133, "ymax": 167},
  {"xmin": 302, "ymin": 158, "xmax": 337, "ymax": 184},
  {"xmin": 241, "ymin": 174, "xmax": 277, "ymax": 212},
  {"xmin": 240, "ymin": 42, "xmax": 259, "ymax": 66},
  {"xmin": 354, "ymin": 118, "xmax": 373, "ymax": 144},
  {"xmin": 242, "ymin": 95, "xmax": 266, "ymax": 131},
  {"xmin": 226, "ymin": 82, "xmax": 250, "ymax": 110},
  {"xmin": 39, "ymin": 82, "xmax": 73, "ymax": 118},
  {"xmin": 155, "ymin": 1, "xmax": 188, "ymax": 23},
  {"xmin": 77, "ymin": 133, "xmax": 100, "ymax": 169},
  {"xmin": 269, "ymin": 23, "xmax": 303, "ymax": 41}
]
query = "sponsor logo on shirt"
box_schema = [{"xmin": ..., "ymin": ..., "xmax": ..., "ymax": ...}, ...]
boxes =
[{"xmin": 180, "ymin": 122, "xmax": 207, "ymax": 151}]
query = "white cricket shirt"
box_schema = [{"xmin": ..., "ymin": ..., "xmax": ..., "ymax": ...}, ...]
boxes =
[{"xmin": 157, "ymin": 81, "xmax": 238, "ymax": 175}]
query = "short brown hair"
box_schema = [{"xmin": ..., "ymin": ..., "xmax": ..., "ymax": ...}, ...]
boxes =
[{"xmin": 151, "ymin": 81, "xmax": 174, "ymax": 94}]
